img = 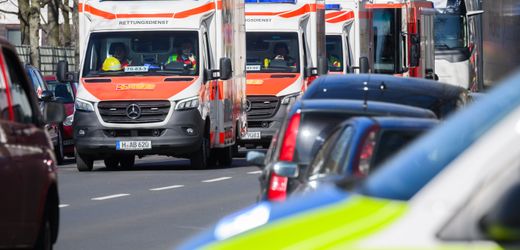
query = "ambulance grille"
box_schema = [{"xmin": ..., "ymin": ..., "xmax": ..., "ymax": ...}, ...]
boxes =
[
  {"xmin": 98, "ymin": 101, "xmax": 171, "ymax": 124},
  {"xmin": 246, "ymin": 96, "xmax": 280, "ymax": 119}
]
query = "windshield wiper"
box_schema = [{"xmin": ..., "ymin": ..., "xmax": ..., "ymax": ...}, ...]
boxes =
[{"xmin": 435, "ymin": 43, "xmax": 451, "ymax": 49}]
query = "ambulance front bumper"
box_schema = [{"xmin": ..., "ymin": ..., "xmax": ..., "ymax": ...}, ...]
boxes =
[{"xmin": 73, "ymin": 109, "xmax": 204, "ymax": 159}]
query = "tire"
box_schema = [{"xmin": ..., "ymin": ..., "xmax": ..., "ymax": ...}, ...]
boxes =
[
  {"xmin": 75, "ymin": 150, "xmax": 93, "ymax": 172},
  {"xmin": 217, "ymin": 146, "xmax": 234, "ymax": 167},
  {"xmin": 119, "ymin": 155, "xmax": 135, "ymax": 169},
  {"xmin": 104, "ymin": 158, "xmax": 119, "ymax": 170},
  {"xmin": 54, "ymin": 128, "xmax": 65, "ymax": 166},
  {"xmin": 190, "ymin": 137, "xmax": 209, "ymax": 169},
  {"xmin": 35, "ymin": 209, "xmax": 52, "ymax": 250}
]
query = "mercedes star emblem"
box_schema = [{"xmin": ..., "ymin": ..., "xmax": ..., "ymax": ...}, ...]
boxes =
[{"xmin": 126, "ymin": 103, "xmax": 142, "ymax": 120}]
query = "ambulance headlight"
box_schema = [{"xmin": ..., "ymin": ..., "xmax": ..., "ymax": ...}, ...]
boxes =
[
  {"xmin": 74, "ymin": 99, "xmax": 95, "ymax": 112},
  {"xmin": 175, "ymin": 97, "xmax": 199, "ymax": 111},
  {"xmin": 281, "ymin": 92, "xmax": 301, "ymax": 105}
]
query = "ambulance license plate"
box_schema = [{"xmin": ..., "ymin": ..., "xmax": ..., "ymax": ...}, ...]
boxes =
[
  {"xmin": 116, "ymin": 141, "xmax": 152, "ymax": 150},
  {"xmin": 242, "ymin": 131, "xmax": 261, "ymax": 140}
]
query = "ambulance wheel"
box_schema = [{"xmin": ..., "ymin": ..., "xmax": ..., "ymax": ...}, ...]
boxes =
[
  {"xmin": 218, "ymin": 146, "xmax": 234, "ymax": 167},
  {"xmin": 76, "ymin": 150, "xmax": 93, "ymax": 172},
  {"xmin": 120, "ymin": 155, "xmax": 135, "ymax": 169},
  {"xmin": 191, "ymin": 137, "xmax": 209, "ymax": 169},
  {"xmin": 104, "ymin": 158, "xmax": 119, "ymax": 170}
]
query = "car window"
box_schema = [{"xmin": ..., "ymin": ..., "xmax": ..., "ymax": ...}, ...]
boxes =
[
  {"xmin": 308, "ymin": 126, "xmax": 354, "ymax": 180},
  {"xmin": 360, "ymin": 73, "xmax": 520, "ymax": 201},
  {"xmin": 370, "ymin": 129, "xmax": 425, "ymax": 168},
  {"xmin": 48, "ymin": 82, "xmax": 75, "ymax": 103},
  {"xmin": 3, "ymin": 49, "xmax": 34, "ymax": 124},
  {"xmin": 0, "ymin": 55, "xmax": 9, "ymax": 120}
]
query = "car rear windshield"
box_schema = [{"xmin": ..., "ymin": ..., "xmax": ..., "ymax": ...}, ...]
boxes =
[
  {"xmin": 47, "ymin": 81, "xmax": 75, "ymax": 103},
  {"xmin": 359, "ymin": 73, "xmax": 520, "ymax": 201}
]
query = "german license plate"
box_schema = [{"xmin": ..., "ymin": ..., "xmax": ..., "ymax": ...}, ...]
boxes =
[
  {"xmin": 116, "ymin": 141, "xmax": 152, "ymax": 150},
  {"xmin": 242, "ymin": 131, "xmax": 261, "ymax": 140}
]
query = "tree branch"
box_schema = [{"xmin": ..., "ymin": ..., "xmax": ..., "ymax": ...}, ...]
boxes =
[{"xmin": 0, "ymin": 9, "xmax": 18, "ymax": 15}]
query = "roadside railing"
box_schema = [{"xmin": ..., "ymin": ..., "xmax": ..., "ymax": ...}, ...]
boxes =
[{"xmin": 15, "ymin": 45, "xmax": 77, "ymax": 75}]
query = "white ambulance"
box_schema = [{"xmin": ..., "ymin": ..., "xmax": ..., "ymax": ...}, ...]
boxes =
[
  {"xmin": 324, "ymin": 2, "xmax": 357, "ymax": 74},
  {"xmin": 57, "ymin": 0, "xmax": 246, "ymax": 171},
  {"xmin": 238, "ymin": 0, "xmax": 327, "ymax": 148}
]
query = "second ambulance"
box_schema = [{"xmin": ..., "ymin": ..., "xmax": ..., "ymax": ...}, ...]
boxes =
[{"xmin": 238, "ymin": 0, "xmax": 327, "ymax": 148}]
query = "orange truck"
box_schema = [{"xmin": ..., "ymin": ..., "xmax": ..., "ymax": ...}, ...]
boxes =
[
  {"xmin": 238, "ymin": 0, "xmax": 327, "ymax": 148},
  {"xmin": 58, "ymin": 0, "xmax": 247, "ymax": 171}
]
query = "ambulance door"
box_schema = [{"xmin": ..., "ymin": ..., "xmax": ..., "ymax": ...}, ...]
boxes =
[{"xmin": 200, "ymin": 23, "xmax": 215, "ymax": 144}]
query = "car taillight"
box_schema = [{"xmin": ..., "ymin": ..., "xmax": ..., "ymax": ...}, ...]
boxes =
[
  {"xmin": 307, "ymin": 75, "xmax": 318, "ymax": 86},
  {"xmin": 356, "ymin": 130, "xmax": 377, "ymax": 177},
  {"xmin": 279, "ymin": 111, "xmax": 301, "ymax": 161},
  {"xmin": 267, "ymin": 172, "xmax": 288, "ymax": 201}
]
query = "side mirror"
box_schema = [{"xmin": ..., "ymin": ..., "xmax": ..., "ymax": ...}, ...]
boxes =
[
  {"xmin": 467, "ymin": 10, "xmax": 484, "ymax": 17},
  {"xmin": 304, "ymin": 67, "xmax": 319, "ymax": 78},
  {"xmin": 219, "ymin": 57, "xmax": 232, "ymax": 80},
  {"xmin": 425, "ymin": 68, "xmax": 437, "ymax": 80},
  {"xmin": 57, "ymin": 60, "xmax": 69, "ymax": 83},
  {"xmin": 359, "ymin": 57, "xmax": 369, "ymax": 74},
  {"xmin": 273, "ymin": 161, "xmax": 299, "ymax": 178},
  {"xmin": 480, "ymin": 183, "xmax": 520, "ymax": 242},
  {"xmin": 40, "ymin": 90, "xmax": 54, "ymax": 102},
  {"xmin": 246, "ymin": 151, "xmax": 266, "ymax": 168},
  {"xmin": 43, "ymin": 101, "xmax": 66, "ymax": 124},
  {"xmin": 410, "ymin": 34, "xmax": 420, "ymax": 67}
]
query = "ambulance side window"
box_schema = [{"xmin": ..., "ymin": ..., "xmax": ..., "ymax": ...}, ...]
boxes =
[{"xmin": 204, "ymin": 32, "xmax": 212, "ymax": 69}]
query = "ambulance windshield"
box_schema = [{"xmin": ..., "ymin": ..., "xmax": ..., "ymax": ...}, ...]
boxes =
[
  {"xmin": 246, "ymin": 32, "xmax": 300, "ymax": 73},
  {"xmin": 326, "ymin": 35, "xmax": 344, "ymax": 72},
  {"xmin": 82, "ymin": 31, "xmax": 199, "ymax": 77},
  {"xmin": 435, "ymin": 13, "xmax": 467, "ymax": 50}
]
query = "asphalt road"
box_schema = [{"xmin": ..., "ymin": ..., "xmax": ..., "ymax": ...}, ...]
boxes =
[{"xmin": 54, "ymin": 155, "xmax": 262, "ymax": 250}]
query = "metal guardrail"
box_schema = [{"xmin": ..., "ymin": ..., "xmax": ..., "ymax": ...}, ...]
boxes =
[{"xmin": 15, "ymin": 45, "xmax": 77, "ymax": 75}]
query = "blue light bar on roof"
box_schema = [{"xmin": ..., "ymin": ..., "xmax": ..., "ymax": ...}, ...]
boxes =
[
  {"xmin": 325, "ymin": 4, "xmax": 341, "ymax": 10},
  {"xmin": 245, "ymin": 0, "xmax": 296, "ymax": 3}
]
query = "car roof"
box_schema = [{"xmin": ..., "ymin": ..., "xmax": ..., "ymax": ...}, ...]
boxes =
[
  {"xmin": 304, "ymin": 74, "xmax": 466, "ymax": 117},
  {"xmin": 297, "ymin": 99, "xmax": 437, "ymax": 119}
]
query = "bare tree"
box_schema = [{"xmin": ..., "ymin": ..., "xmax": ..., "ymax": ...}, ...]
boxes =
[
  {"xmin": 44, "ymin": 0, "xmax": 60, "ymax": 46},
  {"xmin": 28, "ymin": 0, "xmax": 41, "ymax": 65},
  {"xmin": 59, "ymin": 0, "xmax": 73, "ymax": 46}
]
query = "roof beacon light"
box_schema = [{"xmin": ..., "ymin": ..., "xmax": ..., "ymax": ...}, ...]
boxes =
[
  {"xmin": 245, "ymin": 0, "xmax": 296, "ymax": 3},
  {"xmin": 325, "ymin": 4, "xmax": 341, "ymax": 10}
]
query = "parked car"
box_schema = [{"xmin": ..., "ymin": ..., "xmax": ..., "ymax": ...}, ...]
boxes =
[
  {"xmin": 180, "ymin": 70, "xmax": 520, "ymax": 250},
  {"xmin": 251, "ymin": 99, "xmax": 436, "ymax": 202},
  {"xmin": 303, "ymin": 74, "xmax": 469, "ymax": 118},
  {"xmin": 291, "ymin": 116, "xmax": 438, "ymax": 195},
  {"xmin": 45, "ymin": 75, "xmax": 76, "ymax": 159},
  {"xmin": 25, "ymin": 65, "xmax": 66, "ymax": 165},
  {"xmin": 0, "ymin": 37, "xmax": 65, "ymax": 249}
]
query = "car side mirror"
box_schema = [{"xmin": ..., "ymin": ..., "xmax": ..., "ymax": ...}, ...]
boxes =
[
  {"xmin": 43, "ymin": 101, "xmax": 66, "ymax": 124},
  {"xmin": 219, "ymin": 57, "xmax": 232, "ymax": 80},
  {"xmin": 246, "ymin": 151, "xmax": 266, "ymax": 168},
  {"xmin": 480, "ymin": 183, "xmax": 520, "ymax": 242},
  {"xmin": 40, "ymin": 90, "xmax": 54, "ymax": 102},
  {"xmin": 273, "ymin": 161, "xmax": 299, "ymax": 178},
  {"xmin": 359, "ymin": 57, "xmax": 369, "ymax": 74},
  {"xmin": 57, "ymin": 60, "xmax": 69, "ymax": 83}
]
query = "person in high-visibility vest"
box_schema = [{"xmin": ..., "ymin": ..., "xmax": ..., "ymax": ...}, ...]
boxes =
[
  {"xmin": 165, "ymin": 40, "xmax": 197, "ymax": 70},
  {"xmin": 328, "ymin": 55, "xmax": 342, "ymax": 69},
  {"xmin": 263, "ymin": 42, "xmax": 296, "ymax": 69}
]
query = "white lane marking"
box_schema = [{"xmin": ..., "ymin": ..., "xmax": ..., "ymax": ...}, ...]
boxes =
[
  {"xmin": 247, "ymin": 170, "xmax": 262, "ymax": 174},
  {"xmin": 59, "ymin": 204, "xmax": 70, "ymax": 208},
  {"xmin": 202, "ymin": 177, "xmax": 232, "ymax": 183},
  {"xmin": 149, "ymin": 185, "xmax": 184, "ymax": 191},
  {"xmin": 91, "ymin": 193, "xmax": 130, "ymax": 201}
]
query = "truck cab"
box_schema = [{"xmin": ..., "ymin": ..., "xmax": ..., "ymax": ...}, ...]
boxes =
[
  {"xmin": 239, "ymin": 0, "xmax": 327, "ymax": 148},
  {"xmin": 63, "ymin": 0, "xmax": 246, "ymax": 171}
]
